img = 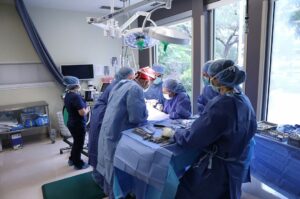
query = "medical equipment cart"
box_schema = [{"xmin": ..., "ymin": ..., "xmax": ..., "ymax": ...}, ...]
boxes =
[{"xmin": 0, "ymin": 101, "xmax": 51, "ymax": 151}]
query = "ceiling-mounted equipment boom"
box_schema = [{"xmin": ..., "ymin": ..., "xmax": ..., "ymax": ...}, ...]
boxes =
[
  {"xmin": 88, "ymin": 0, "xmax": 172, "ymax": 24},
  {"xmin": 87, "ymin": 0, "xmax": 190, "ymax": 49}
]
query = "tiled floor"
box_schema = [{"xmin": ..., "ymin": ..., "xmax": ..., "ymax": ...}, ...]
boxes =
[
  {"xmin": 0, "ymin": 137, "xmax": 91, "ymax": 199},
  {"xmin": 0, "ymin": 137, "xmax": 288, "ymax": 199}
]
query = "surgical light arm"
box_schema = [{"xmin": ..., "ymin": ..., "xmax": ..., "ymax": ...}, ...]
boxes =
[
  {"xmin": 119, "ymin": 11, "xmax": 152, "ymax": 32},
  {"xmin": 88, "ymin": 0, "xmax": 172, "ymax": 24}
]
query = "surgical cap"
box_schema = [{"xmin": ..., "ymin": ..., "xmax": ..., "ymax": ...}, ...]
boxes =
[
  {"xmin": 208, "ymin": 59, "xmax": 246, "ymax": 88},
  {"xmin": 115, "ymin": 67, "xmax": 134, "ymax": 81},
  {"xmin": 137, "ymin": 66, "xmax": 156, "ymax": 80},
  {"xmin": 202, "ymin": 60, "xmax": 214, "ymax": 73},
  {"xmin": 63, "ymin": 76, "xmax": 80, "ymax": 90},
  {"xmin": 152, "ymin": 64, "xmax": 165, "ymax": 75},
  {"xmin": 163, "ymin": 79, "xmax": 186, "ymax": 94}
]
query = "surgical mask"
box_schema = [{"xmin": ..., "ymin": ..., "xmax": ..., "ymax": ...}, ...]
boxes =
[
  {"xmin": 153, "ymin": 77, "xmax": 162, "ymax": 85},
  {"xmin": 211, "ymin": 85, "xmax": 221, "ymax": 93},
  {"xmin": 163, "ymin": 93, "xmax": 172, "ymax": 100},
  {"xmin": 203, "ymin": 77, "xmax": 209, "ymax": 86},
  {"xmin": 210, "ymin": 78, "xmax": 221, "ymax": 93}
]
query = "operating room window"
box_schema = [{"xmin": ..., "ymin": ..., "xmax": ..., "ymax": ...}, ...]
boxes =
[
  {"xmin": 211, "ymin": 0, "xmax": 246, "ymax": 66},
  {"xmin": 267, "ymin": 0, "xmax": 300, "ymax": 124},
  {"xmin": 156, "ymin": 18, "xmax": 192, "ymax": 98}
]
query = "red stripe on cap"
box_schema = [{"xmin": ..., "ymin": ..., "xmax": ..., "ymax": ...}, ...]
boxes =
[{"xmin": 138, "ymin": 72, "xmax": 155, "ymax": 80}]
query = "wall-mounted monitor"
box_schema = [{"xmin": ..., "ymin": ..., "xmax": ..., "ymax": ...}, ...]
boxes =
[{"xmin": 61, "ymin": 64, "xmax": 94, "ymax": 80}]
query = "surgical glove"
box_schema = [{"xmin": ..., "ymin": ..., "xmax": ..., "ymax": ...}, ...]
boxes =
[
  {"xmin": 162, "ymin": 127, "xmax": 175, "ymax": 138},
  {"xmin": 146, "ymin": 99, "xmax": 159, "ymax": 107},
  {"xmin": 155, "ymin": 103, "xmax": 164, "ymax": 111}
]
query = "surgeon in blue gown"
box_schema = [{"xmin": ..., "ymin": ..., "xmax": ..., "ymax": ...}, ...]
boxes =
[
  {"xmin": 144, "ymin": 64, "xmax": 165, "ymax": 106},
  {"xmin": 162, "ymin": 79, "xmax": 191, "ymax": 119},
  {"xmin": 88, "ymin": 67, "xmax": 134, "ymax": 186},
  {"xmin": 197, "ymin": 60, "xmax": 219, "ymax": 113},
  {"xmin": 96, "ymin": 67, "xmax": 156, "ymax": 198},
  {"xmin": 174, "ymin": 59, "xmax": 257, "ymax": 199}
]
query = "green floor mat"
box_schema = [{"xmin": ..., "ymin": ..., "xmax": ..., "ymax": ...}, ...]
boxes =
[{"xmin": 42, "ymin": 172, "xmax": 106, "ymax": 199}]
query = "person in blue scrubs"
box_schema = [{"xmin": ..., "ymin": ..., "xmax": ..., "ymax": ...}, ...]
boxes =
[
  {"xmin": 197, "ymin": 60, "xmax": 219, "ymax": 113},
  {"xmin": 144, "ymin": 64, "xmax": 165, "ymax": 106},
  {"xmin": 88, "ymin": 67, "xmax": 134, "ymax": 187},
  {"xmin": 174, "ymin": 59, "xmax": 257, "ymax": 199},
  {"xmin": 63, "ymin": 76, "xmax": 90, "ymax": 170},
  {"xmin": 162, "ymin": 79, "xmax": 191, "ymax": 119},
  {"xmin": 96, "ymin": 67, "xmax": 156, "ymax": 198}
]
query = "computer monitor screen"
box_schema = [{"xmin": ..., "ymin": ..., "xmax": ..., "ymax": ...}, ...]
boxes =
[{"xmin": 61, "ymin": 64, "xmax": 94, "ymax": 79}]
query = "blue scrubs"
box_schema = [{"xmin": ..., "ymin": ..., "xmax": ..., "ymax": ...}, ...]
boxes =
[
  {"xmin": 64, "ymin": 92, "xmax": 87, "ymax": 167},
  {"xmin": 88, "ymin": 81, "xmax": 118, "ymax": 189},
  {"xmin": 144, "ymin": 82, "xmax": 165, "ymax": 105},
  {"xmin": 89, "ymin": 81, "xmax": 117, "ymax": 168},
  {"xmin": 197, "ymin": 85, "xmax": 219, "ymax": 113},
  {"xmin": 174, "ymin": 93, "xmax": 257, "ymax": 199},
  {"xmin": 97, "ymin": 80, "xmax": 148, "ymax": 196},
  {"xmin": 163, "ymin": 92, "xmax": 191, "ymax": 119}
]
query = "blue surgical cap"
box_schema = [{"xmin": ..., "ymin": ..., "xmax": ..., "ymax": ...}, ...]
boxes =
[
  {"xmin": 115, "ymin": 67, "xmax": 134, "ymax": 81},
  {"xmin": 152, "ymin": 64, "xmax": 165, "ymax": 75},
  {"xmin": 202, "ymin": 60, "xmax": 214, "ymax": 74},
  {"xmin": 163, "ymin": 79, "xmax": 186, "ymax": 94},
  {"xmin": 208, "ymin": 59, "xmax": 246, "ymax": 88},
  {"xmin": 63, "ymin": 76, "xmax": 80, "ymax": 90}
]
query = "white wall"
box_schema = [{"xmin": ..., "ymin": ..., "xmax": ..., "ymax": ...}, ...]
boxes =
[
  {"xmin": 0, "ymin": 3, "xmax": 39, "ymax": 63},
  {"xmin": 26, "ymin": 5, "xmax": 124, "ymax": 66},
  {"xmin": 26, "ymin": 4, "xmax": 139, "ymax": 86}
]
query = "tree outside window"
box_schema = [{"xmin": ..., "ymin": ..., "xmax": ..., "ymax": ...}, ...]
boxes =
[
  {"xmin": 213, "ymin": 0, "xmax": 245, "ymax": 65},
  {"xmin": 157, "ymin": 19, "xmax": 192, "ymax": 98}
]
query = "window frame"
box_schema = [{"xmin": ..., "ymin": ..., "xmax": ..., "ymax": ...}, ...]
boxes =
[{"xmin": 261, "ymin": 0, "xmax": 276, "ymax": 121}]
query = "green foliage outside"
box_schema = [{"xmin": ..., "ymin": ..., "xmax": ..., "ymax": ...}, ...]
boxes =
[
  {"xmin": 214, "ymin": 2, "xmax": 244, "ymax": 63},
  {"xmin": 156, "ymin": 2, "xmax": 245, "ymax": 98},
  {"xmin": 157, "ymin": 20, "xmax": 193, "ymax": 98},
  {"xmin": 289, "ymin": 0, "xmax": 300, "ymax": 37}
]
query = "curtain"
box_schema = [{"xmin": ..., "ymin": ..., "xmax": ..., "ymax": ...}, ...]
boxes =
[{"xmin": 15, "ymin": 0, "xmax": 64, "ymax": 86}]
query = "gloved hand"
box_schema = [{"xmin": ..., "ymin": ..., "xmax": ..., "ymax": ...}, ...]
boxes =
[
  {"xmin": 155, "ymin": 103, "xmax": 164, "ymax": 111},
  {"xmin": 162, "ymin": 127, "xmax": 175, "ymax": 138},
  {"xmin": 145, "ymin": 99, "xmax": 159, "ymax": 107}
]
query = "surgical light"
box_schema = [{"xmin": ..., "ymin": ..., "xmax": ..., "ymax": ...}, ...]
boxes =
[
  {"xmin": 146, "ymin": 27, "xmax": 190, "ymax": 45},
  {"xmin": 123, "ymin": 28, "xmax": 159, "ymax": 50}
]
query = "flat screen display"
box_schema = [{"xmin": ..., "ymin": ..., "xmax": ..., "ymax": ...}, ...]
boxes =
[{"xmin": 61, "ymin": 64, "xmax": 94, "ymax": 79}]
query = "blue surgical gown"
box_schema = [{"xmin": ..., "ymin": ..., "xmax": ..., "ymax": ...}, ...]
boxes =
[
  {"xmin": 144, "ymin": 82, "xmax": 165, "ymax": 105},
  {"xmin": 197, "ymin": 85, "xmax": 219, "ymax": 113},
  {"xmin": 96, "ymin": 80, "xmax": 148, "ymax": 186},
  {"xmin": 174, "ymin": 93, "xmax": 257, "ymax": 199},
  {"xmin": 163, "ymin": 92, "xmax": 191, "ymax": 119},
  {"xmin": 88, "ymin": 81, "xmax": 117, "ymax": 168}
]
